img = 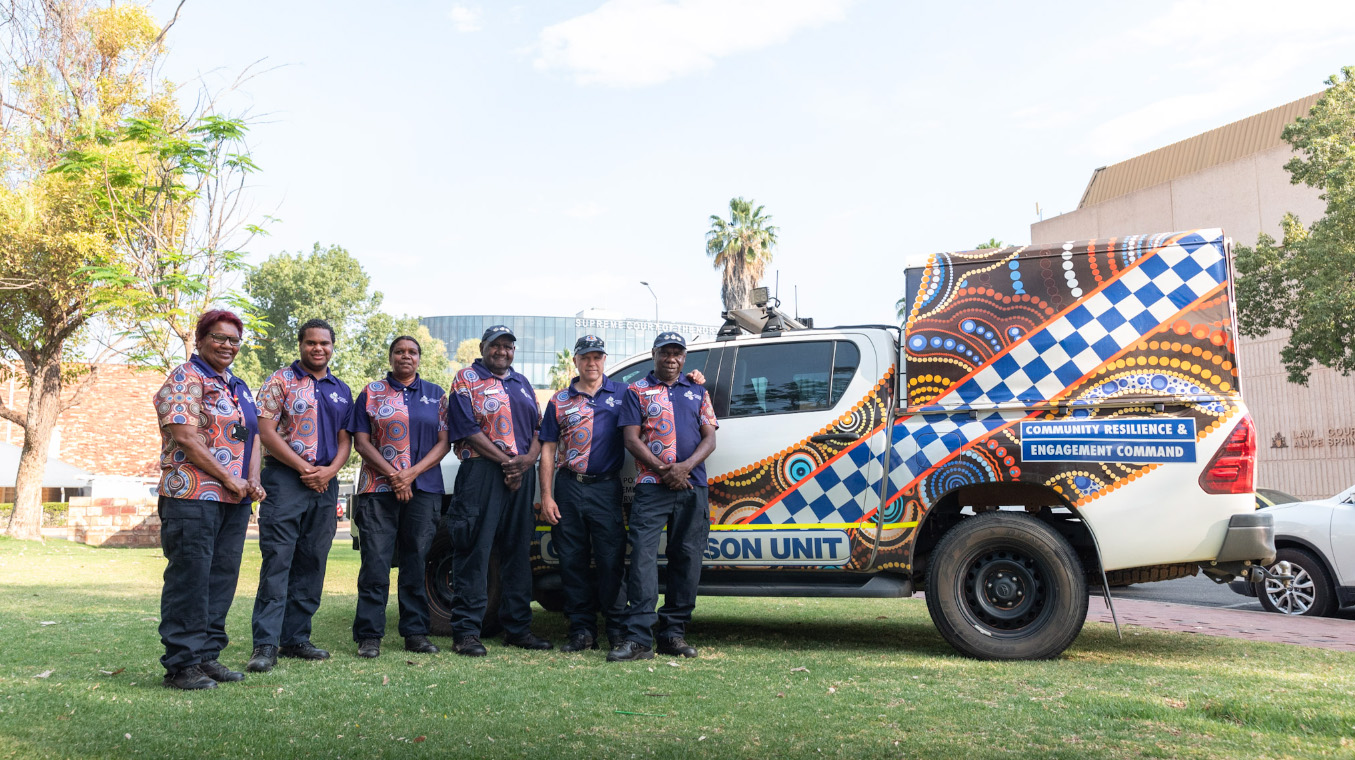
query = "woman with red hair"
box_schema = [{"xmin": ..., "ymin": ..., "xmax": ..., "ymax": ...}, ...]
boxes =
[{"xmin": 152, "ymin": 309, "xmax": 266, "ymax": 690}]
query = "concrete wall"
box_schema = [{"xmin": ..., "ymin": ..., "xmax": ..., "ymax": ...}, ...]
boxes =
[{"xmin": 1032, "ymin": 146, "xmax": 1354, "ymax": 502}]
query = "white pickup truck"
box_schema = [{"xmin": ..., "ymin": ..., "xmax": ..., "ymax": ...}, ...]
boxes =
[{"xmin": 422, "ymin": 229, "xmax": 1275, "ymax": 660}]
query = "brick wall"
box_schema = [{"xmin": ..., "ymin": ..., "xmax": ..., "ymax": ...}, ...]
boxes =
[
  {"xmin": 66, "ymin": 496, "xmax": 161, "ymax": 548},
  {"xmin": 3, "ymin": 364, "xmax": 164, "ymax": 478}
]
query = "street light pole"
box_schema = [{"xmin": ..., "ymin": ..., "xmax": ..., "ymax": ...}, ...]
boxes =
[{"xmin": 640, "ymin": 281, "xmax": 659, "ymax": 336}]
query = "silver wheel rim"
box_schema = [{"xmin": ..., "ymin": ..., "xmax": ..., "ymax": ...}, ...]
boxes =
[{"xmin": 1263, "ymin": 560, "xmax": 1315, "ymax": 615}]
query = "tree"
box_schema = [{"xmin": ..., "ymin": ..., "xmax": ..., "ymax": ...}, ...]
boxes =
[
  {"xmin": 1235, "ymin": 67, "xmax": 1355, "ymax": 385},
  {"xmin": 454, "ymin": 338, "xmax": 481, "ymax": 367},
  {"xmin": 705, "ymin": 197, "xmax": 778, "ymax": 311},
  {"xmin": 235, "ymin": 244, "xmax": 453, "ymax": 391},
  {"xmin": 548, "ymin": 349, "xmax": 573, "ymax": 390},
  {"xmin": 233, "ymin": 244, "xmax": 380, "ymax": 387},
  {"xmin": 0, "ymin": 0, "xmax": 257, "ymax": 540},
  {"xmin": 976, "ymin": 238, "xmax": 1005, "ymax": 249}
]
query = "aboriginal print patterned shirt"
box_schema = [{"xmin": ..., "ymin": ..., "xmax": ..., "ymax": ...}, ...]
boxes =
[
  {"xmin": 539, "ymin": 375, "xmax": 626, "ymax": 475},
  {"xmin": 348, "ymin": 374, "xmax": 449, "ymax": 494},
  {"xmin": 153, "ymin": 354, "xmax": 259, "ymax": 501},
  {"xmin": 620, "ymin": 372, "xmax": 718, "ymax": 487},
  {"xmin": 447, "ymin": 360, "xmax": 540, "ymax": 460},
  {"xmin": 256, "ymin": 361, "xmax": 353, "ymax": 467}
]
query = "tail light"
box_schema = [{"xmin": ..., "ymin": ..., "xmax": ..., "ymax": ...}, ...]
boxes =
[{"xmin": 1198, "ymin": 416, "xmax": 1255, "ymax": 495}]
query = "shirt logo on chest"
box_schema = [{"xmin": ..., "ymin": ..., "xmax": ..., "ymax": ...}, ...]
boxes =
[
  {"xmin": 604, "ymin": 396, "xmax": 620, "ymax": 408},
  {"xmin": 330, "ymin": 391, "xmax": 348, "ymax": 405},
  {"xmin": 420, "ymin": 394, "xmax": 435, "ymax": 405},
  {"xmin": 684, "ymin": 390, "xmax": 699, "ymax": 401},
  {"xmin": 520, "ymin": 387, "xmax": 534, "ymax": 401}
]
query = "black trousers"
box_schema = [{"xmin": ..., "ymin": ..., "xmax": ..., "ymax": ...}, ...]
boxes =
[
  {"xmin": 551, "ymin": 475, "xmax": 626, "ymax": 642},
  {"xmin": 158, "ymin": 495, "xmax": 251, "ymax": 674},
  {"xmin": 446, "ymin": 458, "xmax": 535, "ymax": 639},
  {"xmin": 352, "ymin": 490, "xmax": 439, "ymax": 641},
  {"xmin": 251, "ymin": 463, "xmax": 338, "ymax": 647},
  {"xmin": 620, "ymin": 484, "xmax": 709, "ymax": 647}
]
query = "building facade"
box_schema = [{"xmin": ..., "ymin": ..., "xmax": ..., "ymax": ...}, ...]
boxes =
[
  {"xmin": 420, "ymin": 310, "xmax": 722, "ymax": 387},
  {"xmin": 1030, "ymin": 92, "xmax": 1354, "ymax": 501}
]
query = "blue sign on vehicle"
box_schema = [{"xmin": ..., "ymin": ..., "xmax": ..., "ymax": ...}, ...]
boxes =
[{"xmin": 1020, "ymin": 418, "xmax": 1197, "ymax": 463}]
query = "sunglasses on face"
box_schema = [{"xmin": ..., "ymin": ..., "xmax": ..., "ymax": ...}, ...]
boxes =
[{"xmin": 208, "ymin": 332, "xmax": 242, "ymax": 347}]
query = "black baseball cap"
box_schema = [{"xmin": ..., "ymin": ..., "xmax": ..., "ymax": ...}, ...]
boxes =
[
  {"xmin": 574, "ymin": 335, "xmax": 606, "ymax": 355},
  {"xmin": 653, "ymin": 332, "xmax": 686, "ymax": 349},
  {"xmin": 481, "ymin": 325, "xmax": 516, "ymax": 343}
]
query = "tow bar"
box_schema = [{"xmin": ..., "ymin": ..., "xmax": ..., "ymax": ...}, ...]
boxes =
[{"xmin": 1246, "ymin": 563, "xmax": 1292, "ymax": 586}]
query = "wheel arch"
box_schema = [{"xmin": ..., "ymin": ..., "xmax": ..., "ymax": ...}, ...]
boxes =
[
  {"xmin": 1272, "ymin": 535, "xmax": 1340, "ymax": 589},
  {"xmin": 909, "ymin": 481, "xmax": 1100, "ymax": 584}
]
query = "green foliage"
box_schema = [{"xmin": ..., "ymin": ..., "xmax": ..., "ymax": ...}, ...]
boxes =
[
  {"xmin": 234, "ymin": 243, "xmax": 380, "ymax": 386},
  {"xmin": 235, "ymin": 244, "xmax": 452, "ymax": 391},
  {"xmin": 975, "ymin": 238, "xmax": 1005, "ymax": 249},
  {"xmin": 548, "ymin": 348, "xmax": 573, "ymax": 390},
  {"xmin": 1236, "ymin": 67, "xmax": 1355, "ymax": 384},
  {"xmin": 454, "ymin": 338, "xmax": 481, "ymax": 367},
  {"xmin": 706, "ymin": 197, "xmax": 779, "ymax": 311},
  {"xmin": 0, "ymin": 502, "xmax": 68, "ymax": 526}
]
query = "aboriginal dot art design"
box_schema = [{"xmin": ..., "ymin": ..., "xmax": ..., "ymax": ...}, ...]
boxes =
[{"xmin": 154, "ymin": 362, "xmax": 247, "ymax": 501}]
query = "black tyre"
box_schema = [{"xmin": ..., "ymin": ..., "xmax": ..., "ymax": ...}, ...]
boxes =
[
  {"xmin": 1254, "ymin": 547, "xmax": 1336, "ymax": 617},
  {"xmin": 926, "ymin": 512, "xmax": 1088, "ymax": 660},
  {"xmin": 425, "ymin": 525, "xmax": 502, "ymax": 637}
]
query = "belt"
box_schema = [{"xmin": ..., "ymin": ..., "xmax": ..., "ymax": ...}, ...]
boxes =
[{"xmin": 559, "ymin": 470, "xmax": 619, "ymax": 484}]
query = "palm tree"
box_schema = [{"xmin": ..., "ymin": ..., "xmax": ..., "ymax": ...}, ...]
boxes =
[
  {"xmin": 976, "ymin": 238, "xmax": 1005, "ymax": 249},
  {"xmin": 548, "ymin": 348, "xmax": 573, "ymax": 390},
  {"xmin": 705, "ymin": 197, "xmax": 779, "ymax": 311}
]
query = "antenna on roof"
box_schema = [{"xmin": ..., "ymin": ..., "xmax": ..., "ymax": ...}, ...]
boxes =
[{"xmin": 794, "ymin": 285, "xmax": 799, "ymax": 319}]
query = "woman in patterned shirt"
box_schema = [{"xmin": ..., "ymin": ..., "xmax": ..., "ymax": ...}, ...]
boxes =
[
  {"xmin": 347, "ymin": 335, "xmax": 451, "ymax": 658},
  {"xmin": 152, "ymin": 309, "xmax": 266, "ymax": 690}
]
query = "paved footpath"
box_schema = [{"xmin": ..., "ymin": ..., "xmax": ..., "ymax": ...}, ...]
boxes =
[{"xmin": 1087, "ymin": 596, "xmax": 1355, "ymax": 652}]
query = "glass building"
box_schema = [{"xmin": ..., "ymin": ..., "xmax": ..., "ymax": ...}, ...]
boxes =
[{"xmin": 421, "ymin": 310, "xmax": 722, "ymax": 387}]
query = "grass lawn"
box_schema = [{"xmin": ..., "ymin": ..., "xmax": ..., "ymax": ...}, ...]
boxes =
[{"xmin": 0, "ymin": 536, "xmax": 1352, "ymax": 759}]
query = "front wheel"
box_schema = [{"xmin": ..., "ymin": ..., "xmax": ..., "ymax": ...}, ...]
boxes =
[
  {"xmin": 926, "ymin": 512, "xmax": 1088, "ymax": 660},
  {"xmin": 1253, "ymin": 547, "xmax": 1336, "ymax": 617}
]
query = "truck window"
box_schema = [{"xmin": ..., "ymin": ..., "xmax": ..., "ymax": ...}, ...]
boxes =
[
  {"xmin": 727, "ymin": 340, "xmax": 858, "ymax": 418},
  {"xmin": 611, "ymin": 350, "xmax": 711, "ymax": 388}
]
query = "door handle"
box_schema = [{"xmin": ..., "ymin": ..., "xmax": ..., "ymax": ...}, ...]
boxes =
[{"xmin": 810, "ymin": 433, "xmax": 861, "ymax": 443}]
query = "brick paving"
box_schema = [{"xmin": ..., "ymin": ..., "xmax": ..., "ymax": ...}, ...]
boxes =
[{"xmin": 1087, "ymin": 596, "xmax": 1355, "ymax": 652}]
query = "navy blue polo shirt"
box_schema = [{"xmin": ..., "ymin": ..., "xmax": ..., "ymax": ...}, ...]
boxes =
[
  {"xmin": 620, "ymin": 371, "xmax": 719, "ymax": 487},
  {"xmin": 539, "ymin": 375, "xmax": 626, "ymax": 475},
  {"xmin": 293, "ymin": 361, "xmax": 353, "ymax": 467},
  {"xmin": 447, "ymin": 360, "xmax": 540, "ymax": 457},
  {"xmin": 348, "ymin": 374, "xmax": 448, "ymax": 494},
  {"xmin": 188, "ymin": 353, "xmax": 260, "ymax": 476}
]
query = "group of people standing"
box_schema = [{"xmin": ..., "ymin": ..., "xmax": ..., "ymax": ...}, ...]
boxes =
[{"xmin": 153, "ymin": 310, "xmax": 718, "ymax": 690}]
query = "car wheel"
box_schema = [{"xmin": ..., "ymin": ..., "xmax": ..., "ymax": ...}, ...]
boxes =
[
  {"xmin": 426, "ymin": 524, "xmax": 503, "ymax": 637},
  {"xmin": 1253, "ymin": 547, "xmax": 1336, "ymax": 617},
  {"xmin": 925, "ymin": 512, "xmax": 1088, "ymax": 660}
]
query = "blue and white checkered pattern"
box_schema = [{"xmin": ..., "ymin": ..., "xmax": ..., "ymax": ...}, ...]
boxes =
[
  {"xmin": 927, "ymin": 230, "xmax": 1227, "ymax": 410},
  {"xmin": 748, "ymin": 412, "xmax": 1012, "ymax": 525}
]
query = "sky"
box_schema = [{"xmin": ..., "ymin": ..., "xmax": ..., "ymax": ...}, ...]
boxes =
[{"xmin": 153, "ymin": 0, "xmax": 1355, "ymax": 330}]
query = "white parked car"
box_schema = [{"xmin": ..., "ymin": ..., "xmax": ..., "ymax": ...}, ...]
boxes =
[{"xmin": 1230, "ymin": 485, "xmax": 1355, "ymax": 616}]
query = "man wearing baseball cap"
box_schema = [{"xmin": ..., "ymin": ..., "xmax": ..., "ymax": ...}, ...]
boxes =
[
  {"xmin": 536, "ymin": 335, "xmax": 630, "ymax": 653},
  {"xmin": 609, "ymin": 332, "xmax": 718, "ymax": 662},
  {"xmin": 444, "ymin": 324, "xmax": 550, "ymax": 656}
]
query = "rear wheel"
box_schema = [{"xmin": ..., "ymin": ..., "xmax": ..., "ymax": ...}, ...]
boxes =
[
  {"xmin": 1254, "ymin": 547, "xmax": 1336, "ymax": 617},
  {"xmin": 926, "ymin": 512, "xmax": 1087, "ymax": 660},
  {"xmin": 426, "ymin": 526, "xmax": 502, "ymax": 637}
]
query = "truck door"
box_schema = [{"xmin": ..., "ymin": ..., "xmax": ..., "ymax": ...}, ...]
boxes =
[{"xmin": 705, "ymin": 334, "xmax": 883, "ymax": 568}]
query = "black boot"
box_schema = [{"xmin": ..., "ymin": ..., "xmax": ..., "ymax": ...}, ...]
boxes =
[
  {"xmin": 246, "ymin": 644, "xmax": 278, "ymax": 673},
  {"xmin": 163, "ymin": 665, "xmax": 218, "ymax": 690}
]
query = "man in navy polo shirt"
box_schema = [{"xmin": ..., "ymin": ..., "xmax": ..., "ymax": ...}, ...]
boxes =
[
  {"xmin": 609, "ymin": 332, "xmax": 718, "ymax": 662},
  {"xmin": 444, "ymin": 325, "xmax": 551, "ymax": 656},
  {"xmin": 246, "ymin": 318, "xmax": 354, "ymax": 673},
  {"xmin": 537, "ymin": 335, "xmax": 629, "ymax": 653}
]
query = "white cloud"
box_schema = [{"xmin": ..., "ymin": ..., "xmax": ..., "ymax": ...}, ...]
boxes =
[
  {"xmin": 448, "ymin": 4, "xmax": 483, "ymax": 33},
  {"xmin": 566, "ymin": 201, "xmax": 607, "ymax": 219},
  {"xmin": 534, "ymin": 0, "xmax": 854, "ymax": 87}
]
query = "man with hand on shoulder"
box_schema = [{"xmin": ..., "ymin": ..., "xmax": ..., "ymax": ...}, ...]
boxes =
[
  {"xmin": 609, "ymin": 332, "xmax": 718, "ymax": 663},
  {"xmin": 246, "ymin": 318, "xmax": 354, "ymax": 673}
]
